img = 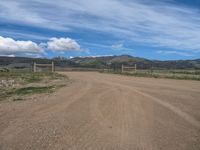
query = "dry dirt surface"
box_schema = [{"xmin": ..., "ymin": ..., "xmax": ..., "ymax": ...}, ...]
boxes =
[{"xmin": 0, "ymin": 72, "xmax": 200, "ymax": 150}]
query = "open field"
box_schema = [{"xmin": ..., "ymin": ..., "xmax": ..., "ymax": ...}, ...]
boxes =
[
  {"xmin": 0, "ymin": 71, "xmax": 68, "ymax": 101},
  {"xmin": 0, "ymin": 72, "xmax": 200, "ymax": 150}
]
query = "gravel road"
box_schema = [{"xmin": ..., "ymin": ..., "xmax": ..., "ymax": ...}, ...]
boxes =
[{"xmin": 0, "ymin": 72, "xmax": 200, "ymax": 150}]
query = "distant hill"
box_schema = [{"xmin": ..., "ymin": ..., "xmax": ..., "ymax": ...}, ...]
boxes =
[
  {"xmin": 71, "ymin": 55, "xmax": 152, "ymax": 69},
  {"xmin": 71, "ymin": 55, "xmax": 200, "ymax": 69},
  {"xmin": 0, "ymin": 55, "xmax": 200, "ymax": 70}
]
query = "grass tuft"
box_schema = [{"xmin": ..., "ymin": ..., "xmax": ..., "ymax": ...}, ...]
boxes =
[{"xmin": 12, "ymin": 86, "xmax": 55, "ymax": 95}]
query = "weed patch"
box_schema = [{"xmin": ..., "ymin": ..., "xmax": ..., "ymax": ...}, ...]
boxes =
[{"xmin": 12, "ymin": 86, "xmax": 55, "ymax": 95}]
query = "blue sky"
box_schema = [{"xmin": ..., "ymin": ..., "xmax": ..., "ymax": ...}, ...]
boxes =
[{"xmin": 0, "ymin": 0, "xmax": 200, "ymax": 60}]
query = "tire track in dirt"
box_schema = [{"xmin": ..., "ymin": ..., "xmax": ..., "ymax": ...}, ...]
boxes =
[
  {"xmin": 101, "ymin": 73, "xmax": 200, "ymax": 93},
  {"xmin": 84, "ymin": 71, "xmax": 200, "ymax": 129},
  {"xmin": 33, "ymin": 81, "xmax": 93, "ymax": 117},
  {"xmin": 132, "ymin": 88, "xmax": 200, "ymax": 128},
  {"xmin": 90, "ymin": 86, "xmax": 134, "ymax": 149},
  {"xmin": 89, "ymin": 85, "xmax": 156, "ymax": 150},
  {"xmin": 50, "ymin": 84, "xmax": 113, "ymax": 150},
  {"xmin": 99, "ymin": 80, "xmax": 200, "ymax": 129},
  {"xmin": 116, "ymin": 88, "xmax": 132, "ymax": 150}
]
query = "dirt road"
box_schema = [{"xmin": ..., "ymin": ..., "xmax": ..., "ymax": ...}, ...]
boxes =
[{"xmin": 0, "ymin": 72, "xmax": 200, "ymax": 150}]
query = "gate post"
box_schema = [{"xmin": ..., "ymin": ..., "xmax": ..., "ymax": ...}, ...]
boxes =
[
  {"xmin": 135, "ymin": 64, "xmax": 137, "ymax": 72},
  {"xmin": 121, "ymin": 64, "xmax": 124, "ymax": 73},
  {"xmin": 33, "ymin": 62, "xmax": 36, "ymax": 72},
  {"xmin": 52, "ymin": 61, "xmax": 54, "ymax": 72}
]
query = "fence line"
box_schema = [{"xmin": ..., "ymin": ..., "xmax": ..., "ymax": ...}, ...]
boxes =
[
  {"xmin": 33, "ymin": 62, "xmax": 54, "ymax": 72},
  {"xmin": 121, "ymin": 64, "xmax": 137, "ymax": 73}
]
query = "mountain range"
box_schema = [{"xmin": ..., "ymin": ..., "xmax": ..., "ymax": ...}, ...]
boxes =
[{"xmin": 0, "ymin": 55, "xmax": 200, "ymax": 70}]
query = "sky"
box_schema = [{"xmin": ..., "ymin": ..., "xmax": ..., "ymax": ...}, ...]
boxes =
[{"xmin": 0, "ymin": 0, "xmax": 200, "ymax": 60}]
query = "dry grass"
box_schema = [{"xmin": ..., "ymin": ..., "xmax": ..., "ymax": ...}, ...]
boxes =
[
  {"xmin": 0, "ymin": 71, "xmax": 68, "ymax": 101},
  {"xmin": 100, "ymin": 69, "xmax": 200, "ymax": 81}
]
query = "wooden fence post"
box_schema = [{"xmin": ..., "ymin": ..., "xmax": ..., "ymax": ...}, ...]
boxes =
[
  {"xmin": 52, "ymin": 61, "xmax": 54, "ymax": 72},
  {"xmin": 33, "ymin": 62, "xmax": 36, "ymax": 72},
  {"xmin": 135, "ymin": 64, "xmax": 137, "ymax": 72},
  {"xmin": 121, "ymin": 64, "xmax": 124, "ymax": 73}
]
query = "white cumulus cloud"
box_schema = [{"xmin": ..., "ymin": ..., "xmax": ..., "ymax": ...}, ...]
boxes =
[
  {"xmin": 47, "ymin": 37, "xmax": 80, "ymax": 51},
  {"xmin": 0, "ymin": 36, "xmax": 43, "ymax": 56}
]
